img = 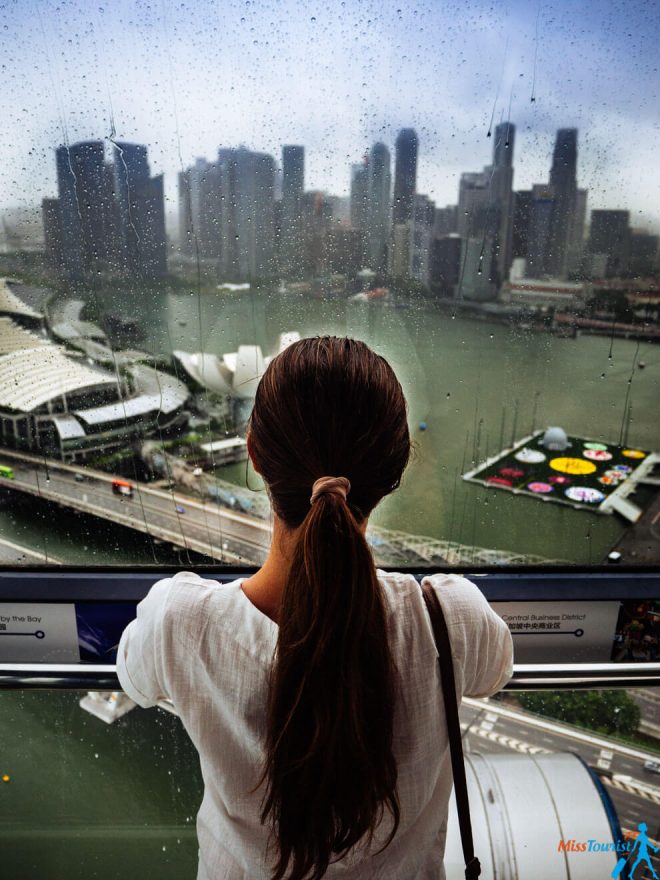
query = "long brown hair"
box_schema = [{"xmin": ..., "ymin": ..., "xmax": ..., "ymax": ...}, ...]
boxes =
[{"xmin": 246, "ymin": 336, "xmax": 413, "ymax": 879}]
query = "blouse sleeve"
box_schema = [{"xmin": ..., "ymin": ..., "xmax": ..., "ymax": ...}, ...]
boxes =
[
  {"xmin": 116, "ymin": 576, "xmax": 177, "ymax": 708},
  {"xmin": 421, "ymin": 573, "xmax": 514, "ymax": 699}
]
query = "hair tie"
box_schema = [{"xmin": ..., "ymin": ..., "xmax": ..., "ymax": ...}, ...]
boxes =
[{"xmin": 310, "ymin": 476, "xmax": 351, "ymax": 505}]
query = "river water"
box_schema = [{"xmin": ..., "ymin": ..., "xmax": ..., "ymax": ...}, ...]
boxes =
[{"xmin": 2, "ymin": 287, "xmax": 658, "ymax": 564}]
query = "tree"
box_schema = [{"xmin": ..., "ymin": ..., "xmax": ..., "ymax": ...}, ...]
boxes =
[{"xmin": 518, "ymin": 690, "xmax": 640, "ymax": 736}]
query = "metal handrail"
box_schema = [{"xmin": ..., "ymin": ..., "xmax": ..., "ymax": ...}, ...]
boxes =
[{"xmin": 1, "ymin": 662, "xmax": 659, "ymax": 690}]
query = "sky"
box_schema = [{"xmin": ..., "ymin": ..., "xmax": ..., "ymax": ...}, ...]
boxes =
[{"xmin": 0, "ymin": 0, "xmax": 658, "ymax": 234}]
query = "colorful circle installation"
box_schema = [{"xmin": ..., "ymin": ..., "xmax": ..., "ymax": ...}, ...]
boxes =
[
  {"xmin": 549, "ymin": 475, "xmax": 571, "ymax": 485},
  {"xmin": 565, "ymin": 486, "xmax": 605, "ymax": 504},
  {"xmin": 528, "ymin": 482, "xmax": 553, "ymax": 494},
  {"xmin": 614, "ymin": 465, "xmax": 632, "ymax": 474},
  {"xmin": 486, "ymin": 476, "xmax": 512, "ymax": 487},
  {"xmin": 599, "ymin": 475, "xmax": 616, "ymax": 486},
  {"xmin": 515, "ymin": 448, "xmax": 546, "ymax": 464},
  {"xmin": 623, "ymin": 449, "xmax": 646, "ymax": 459},
  {"xmin": 499, "ymin": 467, "xmax": 525, "ymax": 478},
  {"xmin": 550, "ymin": 457, "xmax": 597, "ymax": 476},
  {"xmin": 584, "ymin": 442, "xmax": 608, "ymax": 451},
  {"xmin": 583, "ymin": 449, "xmax": 613, "ymax": 462}
]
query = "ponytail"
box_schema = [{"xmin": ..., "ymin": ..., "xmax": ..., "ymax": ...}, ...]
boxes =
[
  {"xmin": 246, "ymin": 336, "xmax": 412, "ymax": 880},
  {"xmin": 252, "ymin": 486, "xmax": 401, "ymax": 880}
]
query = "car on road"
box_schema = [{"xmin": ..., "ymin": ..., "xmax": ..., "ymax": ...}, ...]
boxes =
[
  {"xmin": 643, "ymin": 760, "xmax": 660, "ymax": 774},
  {"xmin": 74, "ymin": 473, "xmax": 85, "ymax": 482},
  {"xmin": 175, "ymin": 505, "xmax": 185, "ymax": 514},
  {"xmin": 192, "ymin": 467, "xmax": 203, "ymax": 477}
]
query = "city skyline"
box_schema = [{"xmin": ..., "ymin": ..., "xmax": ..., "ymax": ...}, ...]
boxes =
[{"xmin": 0, "ymin": 0, "xmax": 658, "ymax": 232}]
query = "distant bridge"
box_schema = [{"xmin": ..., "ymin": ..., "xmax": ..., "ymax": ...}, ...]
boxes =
[{"xmin": 0, "ymin": 448, "xmax": 563, "ymax": 566}]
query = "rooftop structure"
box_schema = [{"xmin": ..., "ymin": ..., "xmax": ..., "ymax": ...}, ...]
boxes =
[{"xmin": 0, "ymin": 309, "xmax": 189, "ymax": 461}]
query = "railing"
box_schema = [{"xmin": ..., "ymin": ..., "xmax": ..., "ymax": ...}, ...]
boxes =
[{"xmin": 1, "ymin": 565, "xmax": 658, "ymax": 690}]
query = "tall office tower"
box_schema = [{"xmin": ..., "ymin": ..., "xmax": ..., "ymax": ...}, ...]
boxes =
[
  {"xmin": 409, "ymin": 194, "xmax": 435, "ymax": 283},
  {"xmin": 366, "ymin": 142, "xmax": 391, "ymax": 274},
  {"xmin": 41, "ymin": 198, "xmax": 63, "ymax": 272},
  {"xmin": 389, "ymin": 224, "xmax": 410, "ymax": 278},
  {"xmin": 56, "ymin": 141, "xmax": 118, "ymax": 279},
  {"xmin": 217, "ymin": 147, "xmax": 275, "ymax": 280},
  {"xmin": 393, "ymin": 128, "xmax": 418, "ymax": 225},
  {"xmin": 456, "ymin": 170, "xmax": 499, "ymax": 295},
  {"xmin": 299, "ymin": 190, "xmax": 333, "ymax": 277},
  {"xmin": 350, "ymin": 159, "xmax": 369, "ymax": 229},
  {"xmin": 629, "ymin": 232, "xmax": 659, "ymax": 276},
  {"xmin": 526, "ymin": 184, "xmax": 556, "ymax": 278},
  {"xmin": 429, "ymin": 234, "xmax": 462, "ymax": 298},
  {"xmin": 178, "ymin": 158, "xmax": 216, "ymax": 260},
  {"xmin": 323, "ymin": 227, "xmax": 365, "ymax": 282},
  {"xmin": 567, "ymin": 187, "xmax": 588, "ymax": 275},
  {"xmin": 112, "ymin": 142, "xmax": 167, "ymax": 278},
  {"xmin": 512, "ymin": 190, "xmax": 532, "ymax": 259},
  {"xmin": 490, "ymin": 121, "xmax": 515, "ymax": 282},
  {"xmin": 546, "ymin": 128, "xmax": 578, "ymax": 279},
  {"xmin": 457, "ymin": 171, "xmax": 490, "ymax": 238},
  {"xmin": 433, "ymin": 205, "xmax": 458, "ymax": 238},
  {"xmin": 589, "ymin": 209, "xmax": 631, "ymax": 278},
  {"xmin": 280, "ymin": 145, "xmax": 304, "ymax": 277}
]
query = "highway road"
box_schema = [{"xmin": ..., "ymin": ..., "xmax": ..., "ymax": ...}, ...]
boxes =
[
  {"xmin": 460, "ymin": 698, "xmax": 660, "ymax": 874},
  {"xmin": 0, "ymin": 449, "xmax": 270, "ymax": 564}
]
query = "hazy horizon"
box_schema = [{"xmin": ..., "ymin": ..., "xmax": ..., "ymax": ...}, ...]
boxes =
[{"xmin": 1, "ymin": 0, "xmax": 658, "ymax": 233}]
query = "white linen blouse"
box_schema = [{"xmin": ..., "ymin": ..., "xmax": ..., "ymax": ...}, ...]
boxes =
[{"xmin": 117, "ymin": 569, "xmax": 514, "ymax": 879}]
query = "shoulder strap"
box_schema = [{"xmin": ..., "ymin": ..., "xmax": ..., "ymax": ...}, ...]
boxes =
[{"xmin": 420, "ymin": 581, "xmax": 481, "ymax": 880}]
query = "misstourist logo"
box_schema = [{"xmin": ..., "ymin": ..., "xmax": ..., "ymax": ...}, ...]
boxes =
[{"xmin": 558, "ymin": 823, "xmax": 659, "ymax": 879}]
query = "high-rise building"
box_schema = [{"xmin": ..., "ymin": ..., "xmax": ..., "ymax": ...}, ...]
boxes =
[
  {"xmin": 490, "ymin": 121, "xmax": 515, "ymax": 282},
  {"xmin": 41, "ymin": 198, "xmax": 63, "ymax": 272},
  {"xmin": 56, "ymin": 141, "xmax": 117, "ymax": 279},
  {"xmin": 409, "ymin": 194, "xmax": 435, "ymax": 284},
  {"xmin": 589, "ymin": 209, "xmax": 631, "ymax": 278},
  {"xmin": 512, "ymin": 190, "xmax": 532, "ymax": 260},
  {"xmin": 393, "ymin": 128, "xmax": 418, "ymax": 225},
  {"xmin": 350, "ymin": 159, "xmax": 369, "ymax": 230},
  {"xmin": 281, "ymin": 145, "xmax": 304, "ymax": 277},
  {"xmin": 433, "ymin": 206, "xmax": 458, "ymax": 239},
  {"xmin": 526, "ymin": 184, "xmax": 556, "ymax": 278},
  {"xmin": 217, "ymin": 147, "xmax": 276, "ymax": 281},
  {"xmin": 112, "ymin": 141, "xmax": 167, "ymax": 277},
  {"xmin": 300, "ymin": 190, "xmax": 333, "ymax": 277},
  {"xmin": 389, "ymin": 223, "xmax": 410, "ymax": 279},
  {"xmin": 51, "ymin": 140, "xmax": 166, "ymax": 280},
  {"xmin": 429, "ymin": 234, "xmax": 462, "ymax": 298},
  {"xmin": 366, "ymin": 143, "xmax": 391, "ymax": 274},
  {"xmin": 546, "ymin": 128, "xmax": 578, "ymax": 279},
  {"xmin": 567, "ymin": 187, "xmax": 588, "ymax": 276},
  {"xmin": 457, "ymin": 171, "xmax": 490, "ymax": 238},
  {"xmin": 629, "ymin": 232, "xmax": 658, "ymax": 276}
]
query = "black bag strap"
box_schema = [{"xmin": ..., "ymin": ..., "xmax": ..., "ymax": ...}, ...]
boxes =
[{"xmin": 420, "ymin": 581, "xmax": 481, "ymax": 880}]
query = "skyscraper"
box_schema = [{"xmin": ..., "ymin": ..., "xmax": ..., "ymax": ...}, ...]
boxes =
[
  {"xmin": 217, "ymin": 147, "xmax": 275, "ymax": 280},
  {"xmin": 366, "ymin": 143, "xmax": 391, "ymax": 274},
  {"xmin": 178, "ymin": 158, "xmax": 220, "ymax": 261},
  {"xmin": 51, "ymin": 140, "xmax": 166, "ymax": 280},
  {"xmin": 393, "ymin": 128, "xmax": 418, "ymax": 225},
  {"xmin": 281, "ymin": 145, "xmax": 304, "ymax": 277},
  {"xmin": 547, "ymin": 128, "xmax": 578, "ymax": 279},
  {"xmin": 490, "ymin": 121, "xmax": 515, "ymax": 282},
  {"xmin": 112, "ymin": 141, "xmax": 167, "ymax": 277},
  {"xmin": 589, "ymin": 209, "xmax": 631, "ymax": 277},
  {"xmin": 56, "ymin": 141, "xmax": 116, "ymax": 279}
]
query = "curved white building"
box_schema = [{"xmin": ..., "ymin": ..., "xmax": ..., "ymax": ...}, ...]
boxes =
[{"xmin": 173, "ymin": 331, "xmax": 300, "ymax": 400}]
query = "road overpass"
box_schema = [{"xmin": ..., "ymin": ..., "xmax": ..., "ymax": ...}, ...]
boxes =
[
  {"xmin": 0, "ymin": 448, "xmax": 566, "ymax": 566},
  {"xmin": 0, "ymin": 449, "xmax": 269, "ymax": 565}
]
